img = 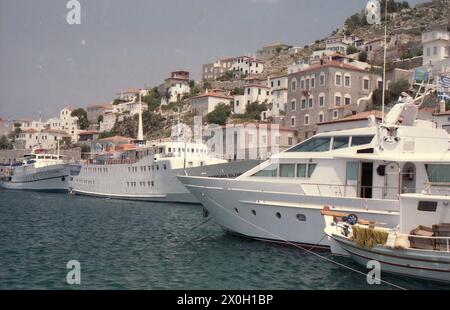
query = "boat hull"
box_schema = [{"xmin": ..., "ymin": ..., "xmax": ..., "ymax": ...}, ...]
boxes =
[
  {"xmin": 332, "ymin": 234, "xmax": 450, "ymax": 283},
  {"xmin": 0, "ymin": 164, "xmax": 69, "ymax": 193},
  {"xmin": 178, "ymin": 176, "xmax": 399, "ymax": 249},
  {"xmin": 69, "ymin": 160, "xmax": 260, "ymax": 204}
]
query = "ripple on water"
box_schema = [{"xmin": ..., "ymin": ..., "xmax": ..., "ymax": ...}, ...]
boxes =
[{"xmin": 0, "ymin": 190, "xmax": 449, "ymax": 290}]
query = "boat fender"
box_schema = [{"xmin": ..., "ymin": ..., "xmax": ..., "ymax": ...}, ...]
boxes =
[
  {"xmin": 202, "ymin": 207, "xmax": 209, "ymax": 218},
  {"xmin": 343, "ymin": 214, "xmax": 359, "ymax": 226}
]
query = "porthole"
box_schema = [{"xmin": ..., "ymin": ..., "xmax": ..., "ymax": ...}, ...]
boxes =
[
  {"xmin": 252, "ymin": 210, "xmax": 256, "ymax": 216},
  {"xmin": 234, "ymin": 208, "xmax": 239, "ymax": 214},
  {"xmin": 276, "ymin": 212, "xmax": 281, "ymax": 219},
  {"xmin": 296, "ymin": 214, "xmax": 306, "ymax": 222}
]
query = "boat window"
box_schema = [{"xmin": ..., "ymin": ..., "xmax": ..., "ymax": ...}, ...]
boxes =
[
  {"xmin": 296, "ymin": 214, "xmax": 306, "ymax": 222},
  {"xmin": 417, "ymin": 201, "xmax": 438, "ymax": 212},
  {"xmin": 280, "ymin": 164, "xmax": 295, "ymax": 177},
  {"xmin": 425, "ymin": 164, "xmax": 450, "ymax": 183},
  {"xmin": 252, "ymin": 164, "xmax": 278, "ymax": 177},
  {"xmin": 297, "ymin": 164, "xmax": 307, "ymax": 178},
  {"xmin": 346, "ymin": 162, "xmax": 359, "ymax": 181},
  {"xmin": 332, "ymin": 136, "xmax": 349, "ymax": 150},
  {"xmin": 287, "ymin": 137, "xmax": 331, "ymax": 152},
  {"xmin": 351, "ymin": 135, "xmax": 374, "ymax": 146},
  {"xmin": 308, "ymin": 164, "xmax": 317, "ymax": 178}
]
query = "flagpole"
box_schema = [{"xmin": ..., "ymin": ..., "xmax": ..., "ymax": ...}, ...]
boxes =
[{"xmin": 381, "ymin": 0, "xmax": 388, "ymax": 124}]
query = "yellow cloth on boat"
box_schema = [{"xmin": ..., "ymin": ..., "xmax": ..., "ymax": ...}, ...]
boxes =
[{"xmin": 351, "ymin": 226, "xmax": 389, "ymax": 249}]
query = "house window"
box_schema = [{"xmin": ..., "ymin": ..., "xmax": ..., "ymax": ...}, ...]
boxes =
[
  {"xmin": 335, "ymin": 94, "xmax": 342, "ymax": 106},
  {"xmin": 333, "ymin": 110, "xmax": 339, "ymax": 119},
  {"xmin": 247, "ymin": 88, "xmax": 250, "ymax": 95},
  {"xmin": 300, "ymin": 79, "xmax": 305, "ymax": 89},
  {"xmin": 363, "ymin": 78, "xmax": 370, "ymax": 91},
  {"xmin": 306, "ymin": 78, "xmax": 310, "ymax": 89},
  {"xmin": 304, "ymin": 114, "xmax": 310, "ymax": 125},
  {"xmin": 301, "ymin": 98, "xmax": 306, "ymax": 109},
  {"xmin": 288, "ymin": 137, "xmax": 293, "ymax": 145},
  {"xmin": 319, "ymin": 73, "xmax": 325, "ymax": 86},
  {"xmin": 319, "ymin": 95, "xmax": 325, "ymax": 107},
  {"xmin": 433, "ymin": 46, "xmax": 438, "ymax": 55},
  {"xmin": 308, "ymin": 97, "xmax": 313, "ymax": 109},
  {"xmin": 311, "ymin": 76, "xmax": 315, "ymax": 88},
  {"xmin": 291, "ymin": 100, "xmax": 296, "ymax": 110},
  {"xmin": 278, "ymin": 80, "xmax": 281, "ymax": 86},
  {"xmin": 291, "ymin": 116, "xmax": 296, "ymax": 127},
  {"xmin": 335, "ymin": 73, "xmax": 342, "ymax": 86},
  {"xmin": 258, "ymin": 88, "xmax": 261, "ymax": 95},
  {"xmin": 344, "ymin": 95, "xmax": 351, "ymax": 105},
  {"xmin": 318, "ymin": 112, "xmax": 324, "ymax": 123},
  {"xmin": 291, "ymin": 80, "xmax": 297, "ymax": 91},
  {"xmin": 344, "ymin": 74, "xmax": 351, "ymax": 87}
]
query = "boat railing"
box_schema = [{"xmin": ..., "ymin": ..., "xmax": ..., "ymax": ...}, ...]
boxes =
[
  {"xmin": 84, "ymin": 158, "xmax": 140, "ymax": 166},
  {"xmin": 301, "ymin": 183, "xmax": 410, "ymax": 199},
  {"xmin": 302, "ymin": 183, "xmax": 450, "ymax": 199}
]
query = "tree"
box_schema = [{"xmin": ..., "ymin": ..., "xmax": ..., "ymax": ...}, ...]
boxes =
[
  {"xmin": 71, "ymin": 108, "xmax": 89, "ymax": 130},
  {"xmin": 206, "ymin": 104, "xmax": 231, "ymax": 125},
  {"xmin": 346, "ymin": 45, "xmax": 359, "ymax": 55},
  {"xmin": 245, "ymin": 101, "xmax": 268, "ymax": 121},
  {"xmin": 359, "ymin": 50, "xmax": 368, "ymax": 62},
  {"xmin": 232, "ymin": 87, "xmax": 244, "ymax": 96},
  {"xmin": 0, "ymin": 135, "xmax": 13, "ymax": 150},
  {"xmin": 142, "ymin": 87, "xmax": 162, "ymax": 112},
  {"xmin": 372, "ymin": 79, "xmax": 410, "ymax": 106}
]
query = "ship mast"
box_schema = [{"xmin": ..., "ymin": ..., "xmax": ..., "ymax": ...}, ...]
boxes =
[
  {"xmin": 137, "ymin": 93, "xmax": 144, "ymax": 141},
  {"xmin": 381, "ymin": 0, "xmax": 388, "ymax": 124}
]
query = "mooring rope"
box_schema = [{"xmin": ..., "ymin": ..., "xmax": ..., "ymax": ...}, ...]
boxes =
[{"xmin": 204, "ymin": 196, "xmax": 407, "ymax": 290}]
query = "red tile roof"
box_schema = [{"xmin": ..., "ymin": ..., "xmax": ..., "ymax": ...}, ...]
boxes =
[
  {"xmin": 289, "ymin": 60, "xmax": 368, "ymax": 75},
  {"xmin": 319, "ymin": 110, "xmax": 384, "ymax": 125}
]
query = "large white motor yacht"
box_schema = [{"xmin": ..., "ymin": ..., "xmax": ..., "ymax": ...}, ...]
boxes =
[
  {"xmin": 178, "ymin": 91, "xmax": 450, "ymax": 249},
  {"xmin": 0, "ymin": 149, "xmax": 71, "ymax": 193}
]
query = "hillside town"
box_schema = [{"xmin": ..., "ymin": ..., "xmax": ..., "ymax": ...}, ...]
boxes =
[{"xmin": 0, "ymin": 0, "xmax": 449, "ymax": 164}]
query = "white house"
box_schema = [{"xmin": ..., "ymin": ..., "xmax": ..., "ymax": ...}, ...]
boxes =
[
  {"xmin": 115, "ymin": 88, "xmax": 146, "ymax": 102},
  {"xmin": 14, "ymin": 129, "xmax": 69, "ymax": 150},
  {"xmin": 160, "ymin": 71, "xmax": 191, "ymax": 105},
  {"xmin": 46, "ymin": 108, "xmax": 80, "ymax": 143},
  {"xmin": 232, "ymin": 56, "xmax": 265, "ymax": 75},
  {"xmin": 234, "ymin": 84, "xmax": 271, "ymax": 114},
  {"xmin": 422, "ymin": 24, "xmax": 450, "ymax": 78},
  {"xmin": 190, "ymin": 89, "xmax": 233, "ymax": 116},
  {"xmin": 325, "ymin": 35, "xmax": 348, "ymax": 53},
  {"xmin": 112, "ymin": 102, "xmax": 147, "ymax": 116},
  {"xmin": 261, "ymin": 74, "xmax": 289, "ymax": 120}
]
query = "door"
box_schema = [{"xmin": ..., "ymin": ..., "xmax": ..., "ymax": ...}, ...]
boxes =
[{"xmin": 360, "ymin": 162, "xmax": 373, "ymax": 199}]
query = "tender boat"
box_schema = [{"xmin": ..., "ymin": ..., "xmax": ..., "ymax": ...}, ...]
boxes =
[
  {"xmin": 0, "ymin": 149, "xmax": 71, "ymax": 193},
  {"xmin": 323, "ymin": 193, "xmax": 450, "ymax": 283},
  {"xmin": 178, "ymin": 86, "xmax": 450, "ymax": 249}
]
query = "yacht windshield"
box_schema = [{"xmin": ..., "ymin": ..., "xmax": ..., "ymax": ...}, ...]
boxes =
[
  {"xmin": 351, "ymin": 135, "xmax": 374, "ymax": 146},
  {"xmin": 287, "ymin": 137, "xmax": 331, "ymax": 152}
]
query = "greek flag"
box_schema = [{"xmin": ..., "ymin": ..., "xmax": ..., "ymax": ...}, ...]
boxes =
[{"xmin": 440, "ymin": 75, "xmax": 450, "ymax": 88}]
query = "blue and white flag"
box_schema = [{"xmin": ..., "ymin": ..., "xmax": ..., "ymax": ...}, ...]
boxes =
[{"xmin": 440, "ymin": 75, "xmax": 450, "ymax": 88}]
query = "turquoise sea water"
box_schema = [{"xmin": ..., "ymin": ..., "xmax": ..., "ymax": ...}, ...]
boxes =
[{"xmin": 0, "ymin": 190, "xmax": 448, "ymax": 290}]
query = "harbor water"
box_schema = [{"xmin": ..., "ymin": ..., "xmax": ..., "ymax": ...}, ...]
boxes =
[{"xmin": 0, "ymin": 190, "xmax": 448, "ymax": 290}]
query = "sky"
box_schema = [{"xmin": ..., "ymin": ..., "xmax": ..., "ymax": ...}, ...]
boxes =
[{"xmin": 0, "ymin": 0, "xmax": 424, "ymax": 120}]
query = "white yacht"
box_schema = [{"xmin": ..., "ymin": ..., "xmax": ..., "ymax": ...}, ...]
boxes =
[
  {"xmin": 68, "ymin": 139, "xmax": 231, "ymax": 203},
  {"xmin": 0, "ymin": 149, "xmax": 71, "ymax": 193},
  {"xmin": 178, "ymin": 90, "xmax": 450, "ymax": 250},
  {"xmin": 68, "ymin": 102, "xmax": 261, "ymax": 203}
]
